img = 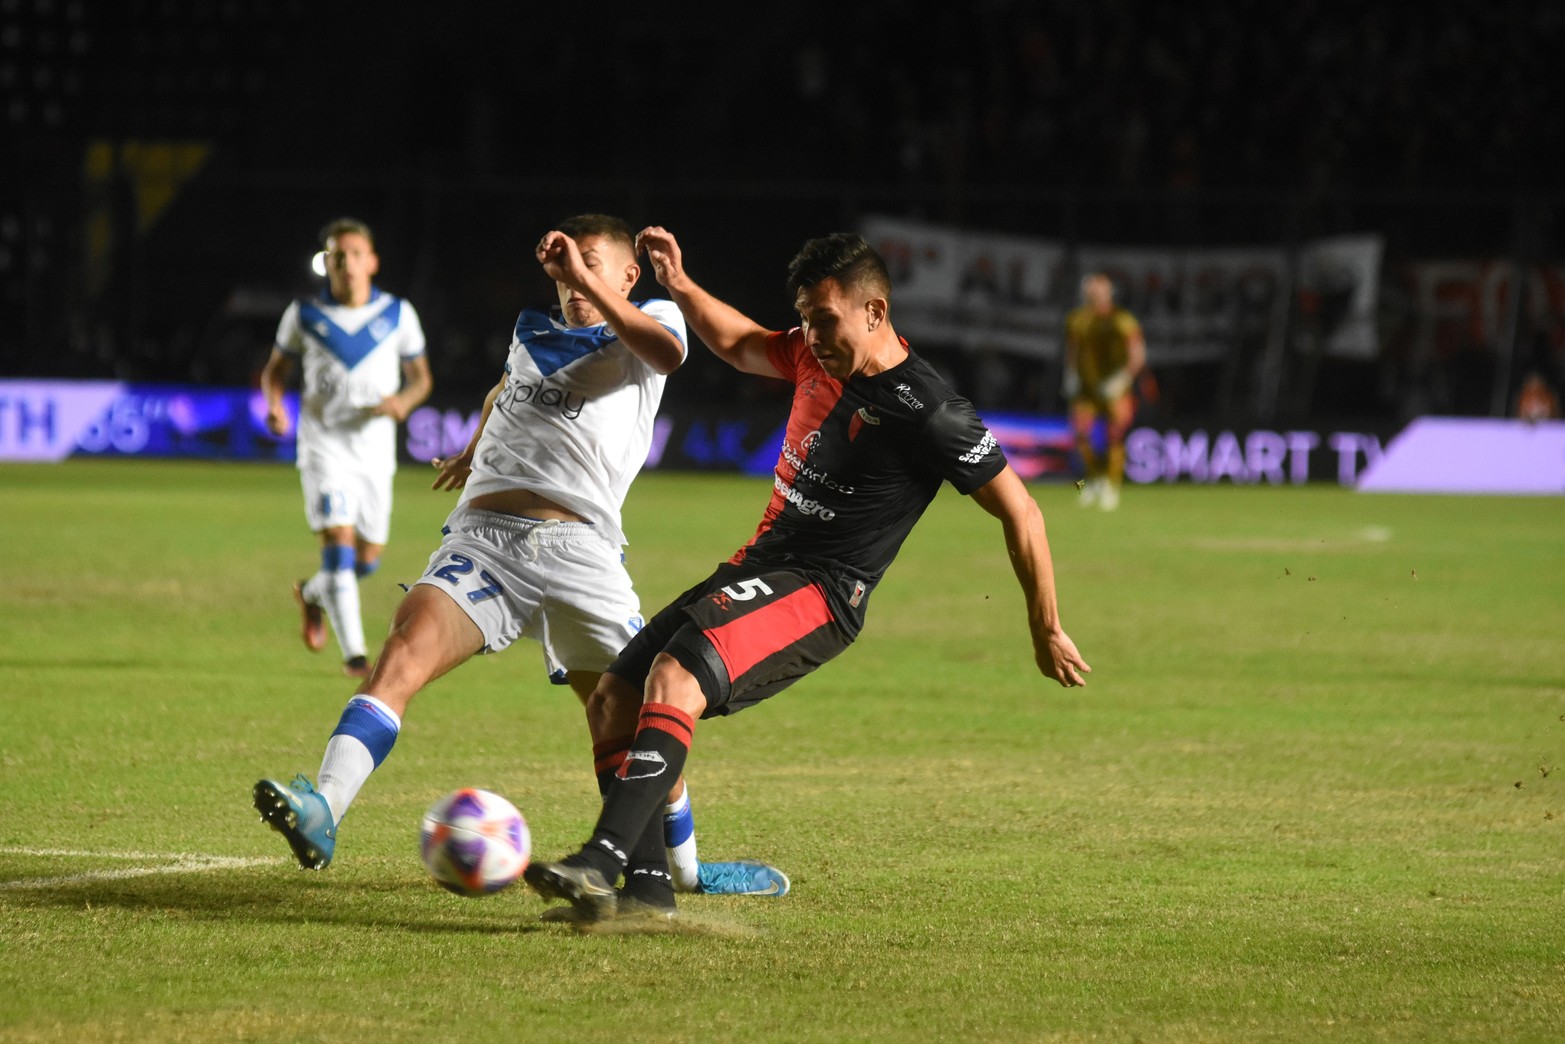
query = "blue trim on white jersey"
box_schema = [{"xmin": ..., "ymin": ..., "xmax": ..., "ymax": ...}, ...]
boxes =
[
  {"xmin": 298, "ymin": 292, "xmax": 403, "ymax": 371},
  {"xmin": 514, "ymin": 308, "xmax": 619, "ymax": 377}
]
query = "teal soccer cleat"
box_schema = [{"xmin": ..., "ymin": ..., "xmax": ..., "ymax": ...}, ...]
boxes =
[
  {"xmin": 696, "ymin": 860, "xmax": 790, "ymax": 896},
  {"xmin": 253, "ymin": 774, "xmax": 336, "ymax": 870}
]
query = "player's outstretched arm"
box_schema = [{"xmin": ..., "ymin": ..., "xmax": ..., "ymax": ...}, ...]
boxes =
[
  {"xmin": 537, "ymin": 230, "xmax": 684, "ymax": 374},
  {"xmin": 970, "ymin": 465, "xmax": 1091, "ymax": 687},
  {"xmin": 259, "ymin": 348, "xmax": 295, "ymax": 436},
  {"xmin": 635, "ymin": 226, "xmax": 782, "ymax": 378},
  {"xmin": 432, "ymin": 375, "xmax": 504, "ymax": 492}
]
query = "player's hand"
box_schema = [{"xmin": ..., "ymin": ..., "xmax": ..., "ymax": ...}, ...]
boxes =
[
  {"xmin": 536, "ymin": 230, "xmax": 591, "ymax": 290},
  {"xmin": 265, "ymin": 401, "xmax": 290, "ymax": 437},
  {"xmin": 1099, "ymin": 370, "xmax": 1132, "ymax": 400},
  {"xmin": 635, "ymin": 226, "xmax": 688, "ymax": 291},
  {"xmin": 1034, "ymin": 626, "xmax": 1090, "ymax": 688},
  {"xmin": 372, "ymin": 394, "xmax": 411, "ymax": 421},
  {"xmin": 430, "ymin": 448, "xmax": 474, "ymax": 491}
]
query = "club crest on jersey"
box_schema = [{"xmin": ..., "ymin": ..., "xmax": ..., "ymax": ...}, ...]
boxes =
[
  {"xmin": 800, "ymin": 430, "xmax": 822, "ymax": 457},
  {"xmin": 368, "ymin": 315, "xmax": 395, "ymax": 342},
  {"xmin": 850, "ymin": 406, "xmax": 880, "ymax": 441}
]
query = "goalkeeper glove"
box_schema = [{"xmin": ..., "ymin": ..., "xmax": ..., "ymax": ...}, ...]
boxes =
[{"xmin": 1099, "ymin": 370, "xmax": 1132, "ymax": 399}]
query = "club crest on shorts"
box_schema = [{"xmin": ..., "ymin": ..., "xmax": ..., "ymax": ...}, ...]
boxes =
[{"xmin": 850, "ymin": 580, "xmax": 866, "ymax": 607}]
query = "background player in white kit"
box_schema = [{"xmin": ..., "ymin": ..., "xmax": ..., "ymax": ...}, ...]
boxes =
[
  {"xmin": 253, "ymin": 214, "xmax": 789, "ymax": 903},
  {"xmin": 260, "ymin": 218, "xmax": 434, "ymax": 677}
]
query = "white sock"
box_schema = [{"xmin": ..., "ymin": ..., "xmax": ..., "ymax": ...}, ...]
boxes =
[
  {"xmin": 663, "ymin": 788, "xmax": 701, "ymax": 893},
  {"xmin": 320, "ymin": 567, "xmax": 366, "ymax": 660},
  {"xmin": 316, "ymin": 695, "xmax": 402, "ymax": 825}
]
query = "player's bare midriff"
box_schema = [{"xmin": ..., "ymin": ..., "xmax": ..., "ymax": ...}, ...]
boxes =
[{"xmin": 466, "ymin": 489, "xmax": 587, "ymax": 523}]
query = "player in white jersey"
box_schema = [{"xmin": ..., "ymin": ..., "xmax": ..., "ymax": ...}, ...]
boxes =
[
  {"xmin": 260, "ymin": 218, "xmax": 433, "ymax": 677},
  {"xmin": 253, "ymin": 214, "xmax": 790, "ymax": 906}
]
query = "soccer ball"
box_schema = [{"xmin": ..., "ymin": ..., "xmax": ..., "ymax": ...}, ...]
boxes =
[{"xmin": 419, "ymin": 788, "xmax": 530, "ymax": 897}]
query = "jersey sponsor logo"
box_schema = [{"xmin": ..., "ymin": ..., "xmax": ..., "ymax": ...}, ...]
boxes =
[
  {"xmin": 779, "ymin": 439, "xmax": 856, "ymax": 495},
  {"xmin": 496, "ymin": 374, "xmax": 587, "ymax": 421},
  {"xmin": 894, "ymin": 382, "xmax": 925, "ymax": 410},
  {"xmin": 958, "ymin": 430, "xmax": 999, "ymax": 464},
  {"xmin": 774, "ymin": 475, "xmax": 837, "ymax": 520}
]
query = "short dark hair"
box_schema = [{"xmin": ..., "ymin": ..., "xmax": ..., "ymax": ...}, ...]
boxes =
[
  {"xmin": 319, "ymin": 217, "xmax": 374, "ymax": 249},
  {"xmin": 555, "ymin": 213, "xmax": 636, "ymax": 252},
  {"xmin": 785, "ymin": 233, "xmax": 891, "ymax": 301}
]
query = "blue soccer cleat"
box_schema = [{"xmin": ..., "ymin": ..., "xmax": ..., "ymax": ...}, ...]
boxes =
[
  {"xmin": 253, "ymin": 774, "xmax": 336, "ymax": 870},
  {"xmin": 696, "ymin": 860, "xmax": 790, "ymax": 896}
]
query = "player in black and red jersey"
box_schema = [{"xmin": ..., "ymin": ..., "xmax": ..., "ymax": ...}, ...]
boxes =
[{"xmin": 525, "ymin": 227, "xmax": 1091, "ymax": 922}]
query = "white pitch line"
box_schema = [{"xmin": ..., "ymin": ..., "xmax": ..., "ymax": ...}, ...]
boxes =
[
  {"xmin": 0, "ymin": 846, "xmax": 224, "ymax": 861},
  {"xmin": 0, "ymin": 847, "xmax": 283, "ymax": 891}
]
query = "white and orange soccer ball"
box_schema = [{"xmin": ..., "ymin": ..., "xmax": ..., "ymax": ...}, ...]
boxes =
[{"xmin": 419, "ymin": 788, "xmax": 530, "ymax": 897}]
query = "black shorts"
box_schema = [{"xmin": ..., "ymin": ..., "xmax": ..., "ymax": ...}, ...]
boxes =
[{"xmin": 607, "ymin": 561, "xmax": 854, "ymax": 717}]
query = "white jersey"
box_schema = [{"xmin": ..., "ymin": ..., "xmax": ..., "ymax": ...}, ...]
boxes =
[
  {"xmin": 458, "ymin": 298, "xmax": 686, "ymax": 547},
  {"xmin": 274, "ymin": 286, "xmax": 427, "ymax": 474}
]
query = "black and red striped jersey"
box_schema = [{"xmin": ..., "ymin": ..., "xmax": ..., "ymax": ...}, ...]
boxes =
[{"xmin": 729, "ymin": 327, "xmax": 1006, "ymax": 629}]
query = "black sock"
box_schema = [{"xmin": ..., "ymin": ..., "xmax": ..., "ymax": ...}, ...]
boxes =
[
  {"xmin": 621, "ymin": 813, "xmax": 675, "ymax": 908},
  {"xmin": 568, "ymin": 703, "xmax": 694, "ymax": 884}
]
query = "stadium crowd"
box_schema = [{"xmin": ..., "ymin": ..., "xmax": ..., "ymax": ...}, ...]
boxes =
[{"xmin": 6, "ymin": 0, "xmax": 1561, "ymax": 420}]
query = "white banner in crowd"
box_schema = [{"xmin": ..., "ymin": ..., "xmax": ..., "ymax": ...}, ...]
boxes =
[
  {"xmin": 860, "ymin": 215, "xmax": 1069, "ymax": 356},
  {"xmin": 1295, "ymin": 234, "xmax": 1383, "ymax": 360},
  {"xmin": 861, "ymin": 215, "xmax": 1381, "ymax": 363},
  {"xmin": 1074, "ymin": 245, "xmax": 1288, "ymax": 364}
]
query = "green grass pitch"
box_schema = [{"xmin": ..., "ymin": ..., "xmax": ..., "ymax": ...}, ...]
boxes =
[{"xmin": 1, "ymin": 459, "xmax": 1561, "ymax": 1042}]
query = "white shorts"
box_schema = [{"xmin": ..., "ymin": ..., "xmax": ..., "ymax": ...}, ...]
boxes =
[
  {"xmin": 301, "ymin": 465, "xmax": 394, "ymax": 545},
  {"xmin": 414, "ymin": 507, "xmax": 644, "ymax": 675}
]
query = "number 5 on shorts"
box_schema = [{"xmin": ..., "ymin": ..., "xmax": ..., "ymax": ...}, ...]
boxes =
[{"xmin": 721, "ymin": 578, "xmax": 774, "ymax": 601}]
